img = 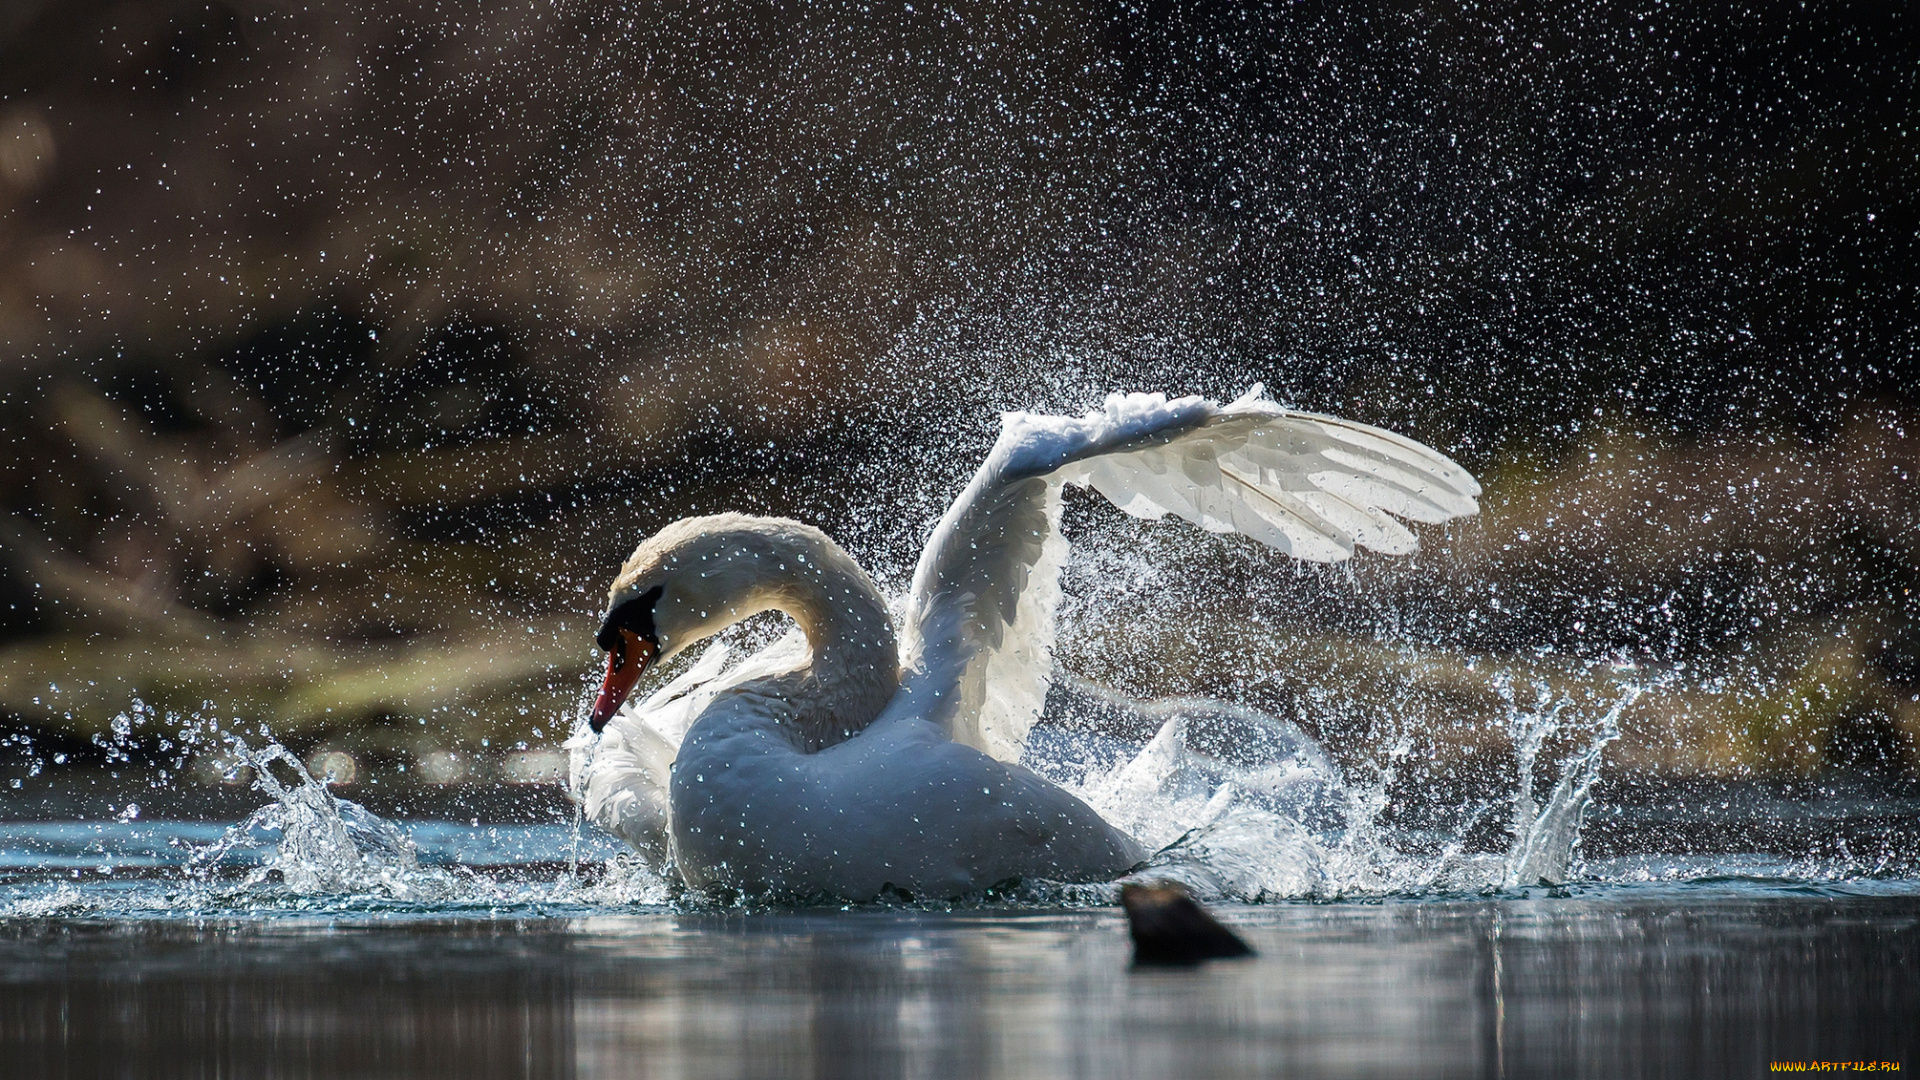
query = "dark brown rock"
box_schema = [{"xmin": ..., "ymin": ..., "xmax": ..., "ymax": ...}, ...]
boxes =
[{"xmin": 1119, "ymin": 881, "xmax": 1256, "ymax": 966}]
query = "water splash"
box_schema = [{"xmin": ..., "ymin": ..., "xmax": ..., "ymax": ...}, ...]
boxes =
[
  {"xmin": 177, "ymin": 727, "xmax": 683, "ymax": 909},
  {"xmin": 1050, "ymin": 674, "xmax": 1642, "ymax": 901},
  {"xmin": 188, "ymin": 737, "xmax": 451, "ymax": 900},
  {"xmin": 6, "ymin": 652, "xmax": 1911, "ymax": 919},
  {"xmin": 1499, "ymin": 677, "xmax": 1636, "ymax": 888}
]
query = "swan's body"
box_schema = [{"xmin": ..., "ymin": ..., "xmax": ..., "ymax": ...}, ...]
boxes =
[{"xmin": 570, "ymin": 388, "xmax": 1480, "ymax": 899}]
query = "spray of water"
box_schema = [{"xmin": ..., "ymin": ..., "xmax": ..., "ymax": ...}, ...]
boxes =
[
  {"xmin": 1044, "ymin": 673, "xmax": 1641, "ymax": 901},
  {"xmin": 186, "ymin": 737, "xmax": 452, "ymax": 900},
  {"xmin": 1498, "ymin": 677, "xmax": 1638, "ymax": 888},
  {"xmin": 2, "ymin": 646, "xmax": 1872, "ymax": 917},
  {"xmin": 0, "ymin": 658, "xmax": 1892, "ymax": 920}
]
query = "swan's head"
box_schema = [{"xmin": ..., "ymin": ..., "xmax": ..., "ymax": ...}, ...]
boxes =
[{"xmin": 589, "ymin": 513, "xmax": 820, "ymax": 730}]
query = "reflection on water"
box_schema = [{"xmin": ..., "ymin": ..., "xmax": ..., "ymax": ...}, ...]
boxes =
[
  {"xmin": 2, "ymin": 893, "xmax": 1914, "ymax": 1079},
  {"xmin": 1, "ymin": 706, "xmax": 1915, "ymax": 1077}
]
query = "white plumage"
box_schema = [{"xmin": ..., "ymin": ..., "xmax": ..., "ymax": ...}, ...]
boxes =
[{"xmin": 569, "ymin": 386, "xmax": 1480, "ymax": 899}]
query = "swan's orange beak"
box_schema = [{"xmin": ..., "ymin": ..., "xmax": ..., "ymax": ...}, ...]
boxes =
[{"xmin": 589, "ymin": 628, "xmax": 656, "ymax": 733}]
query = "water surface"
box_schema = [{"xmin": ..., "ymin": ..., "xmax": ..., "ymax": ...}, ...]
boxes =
[
  {"xmin": 4, "ymin": 710, "xmax": 1915, "ymax": 1078},
  {"xmin": 4, "ymin": 884, "xmax": 1915, "ymax": 1079}
]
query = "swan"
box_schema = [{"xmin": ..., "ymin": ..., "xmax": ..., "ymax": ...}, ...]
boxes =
[{"xmin": 568, "ymin": 386, "xmax": 1480, "ymax": 900}]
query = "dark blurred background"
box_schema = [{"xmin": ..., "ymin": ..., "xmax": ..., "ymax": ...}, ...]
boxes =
[{"xmin": 0, "ymin": 0, "xmax": 1915, "ymax": 810}]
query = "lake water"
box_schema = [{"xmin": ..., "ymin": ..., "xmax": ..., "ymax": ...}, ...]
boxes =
[
  {"xmin": 3, "ymin": 688, "xmax": 1915, "ymax": 1078},
  {"xmin": 2, "ymin": 815, "xmax": 1915, "ymax": 1079}
]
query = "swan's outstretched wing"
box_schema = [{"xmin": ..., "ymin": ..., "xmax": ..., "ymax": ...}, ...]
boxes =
[{"xmin": 900, "ymin": 386, "xmax": 1481, "ymax": 763}]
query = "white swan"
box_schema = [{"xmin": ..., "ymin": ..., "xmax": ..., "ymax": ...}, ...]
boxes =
[{"xmin": 568, "ymin": 387, "xmax": 1480, "ymax": 899}]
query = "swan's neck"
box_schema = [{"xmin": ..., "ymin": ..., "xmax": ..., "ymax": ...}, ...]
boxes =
[
  {"xmin": 784, "ymin": 560, "xmax": 898, "ymax": 713},
  {"xmin": 707, "ymin": 530, "xmax": 899, "ymax": 742}
]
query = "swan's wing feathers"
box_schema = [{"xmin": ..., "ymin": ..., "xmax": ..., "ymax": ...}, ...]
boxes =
[
  {"xmin": 901, "ymin": 392, "xmax": 1226, "ymax": 761},
  {"xmin": 899, "ymin": 470, "xmax": 1067, "ymax": 763},
  {"xmin": 1302, "ymin": 409, "xmax": 1484, "ymax": 500},
  {"xmin": 1072, "ymin": 397, "xmax": 1481, "ymax": 559},
  {"xmin": 905, "ymin": 388, "xmax": 1479, "ymax": 764}
]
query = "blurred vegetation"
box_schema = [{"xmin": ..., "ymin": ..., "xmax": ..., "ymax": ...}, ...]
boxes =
[{"xmin": 0, "ymin": 0, "xmax": 1914, "ymax": 793}]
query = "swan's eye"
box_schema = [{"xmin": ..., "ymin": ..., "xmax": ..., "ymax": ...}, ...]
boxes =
[{"xmin": 598, "ymin": 584, "xmax": 664, "ymax": 653}]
